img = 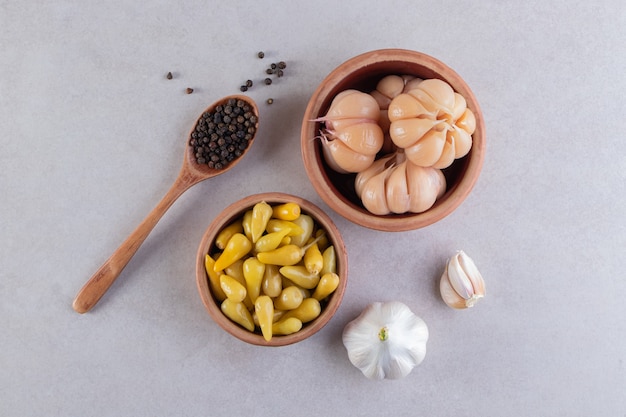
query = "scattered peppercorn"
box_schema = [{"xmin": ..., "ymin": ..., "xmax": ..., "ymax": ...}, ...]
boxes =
[
  {"xmin": 264, "ymin": 78, "xmax": 272, "ymax": 85},
  {"xmin": 258, "ymin": 51, "xmax": 265, "ymax": 59},
  {"xmin": 246, "ymin": 80, "xmax": 253, "ymax": 87},
  {"xmin": 265, "ymin": 68, "xmax": 274, "ymax": 75},
  {"xmin": 266, "ymin": 98, "xmax": 274, "ymax": 105},
  {"xmin": 270, "ymin": 63, "xmax": 277, "ymax": 70},
  {"xmin": 189, "ymin": 98, "xmax": 257, "ymax": 169},
  {"xmin": 277, "ymin": 61, "xmax": 286, "ymax": 69},
  {"xmin": 276, "ymin": 69, "xmax": 284, "ymax": 78},
  {"xmin": 186, "ymin": 88, "xmax": 194, "ymax": 94},
  {"xmin": 166, "ymin": 72, "xmax": 173, "ymax": 80},
  {"xmin": 240, "ymin": 85, "xmax": 248, "ymax": 92}
]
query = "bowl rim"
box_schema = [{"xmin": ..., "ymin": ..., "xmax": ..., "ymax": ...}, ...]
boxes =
[
  {"xmin": 195, "ymin": 192, "xmax": 348, "ymax": 347},
  {"xmin": 300, "ymin": 48, "xmax": 485, "ymax": 231}
]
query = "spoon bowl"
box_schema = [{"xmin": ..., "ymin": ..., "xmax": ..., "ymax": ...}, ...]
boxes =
[{"xmin": 72, "ymin": 95, "xmax": 259, "ymax": 313}]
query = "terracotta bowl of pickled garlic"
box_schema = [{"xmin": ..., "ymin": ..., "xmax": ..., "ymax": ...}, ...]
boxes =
[
  {"xmin": 300, "ymin": 49, "xmax": 485, "ymax": 231},
  {"xmin": 195, "ymin": 192, "xmax": 348, "ymax": 347}
]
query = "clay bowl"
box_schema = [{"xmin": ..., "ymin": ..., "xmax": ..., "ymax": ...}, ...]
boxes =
[
  {"xmin": 196, "ymin": 192, "xmax": 348, "ymax": 346},
  {"xmin": 301, "ymin": 49, "xmax": 485, "ymax": 231}
]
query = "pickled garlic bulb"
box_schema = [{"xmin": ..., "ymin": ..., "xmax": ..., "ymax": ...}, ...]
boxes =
[
  {"xmin": 388, "ymin": 79, "xmax": 476, "ymax": 169},
  {"xmin": 354, "ymin": 152, "xmax": 446, "ymax": 215},
  {"xmin": 316, "ymin": 90, "xmax": 384, "ymax": 173},
  {"xmin": 370, "ymin": 75, "xmax": 423, "ymax": 154}
]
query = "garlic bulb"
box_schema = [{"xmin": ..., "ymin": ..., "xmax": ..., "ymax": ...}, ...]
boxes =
[
  {"xmin": 388, "ymin": 78, "xmax": 476, "ymax": 169},
  {"xmin": 354, "ymin": 151, "xmax": 446, "ymax": 215},
  {"xmin": 316, "ymin": 90, "xmax": 384, "ymax": 173},
  {"xmin": 342, "ymin": 301, "xmax": 429, "ymax": 380},
  {"xmin": 369, "ymin": 75, "xmax": 422, "ymax": 154},
  {"xmin": 440, "ymin": 250, "xmax": 485, "ymax": 309}
]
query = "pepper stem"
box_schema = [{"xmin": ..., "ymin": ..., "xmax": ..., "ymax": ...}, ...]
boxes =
[{"xmin": 378, "ymin": 326, "xmax": 388, "ymax": 341}]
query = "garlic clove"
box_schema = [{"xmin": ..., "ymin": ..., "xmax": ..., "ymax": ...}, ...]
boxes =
[
  {"xmin": 388, "ymin": 93, "xmax": 434, "ymax": 122},
  {"xmin": 432, "ymin": 134, "xmax": 456, "ymax": 169},
  {"xmin": 326, "ymin": 117, "xmax": 371, "ymax": 131},
  {"xmin": 355, "ymin": 153, "xmax": 395, "ymax": 197},
  {"xmin": 456, "ymin": 107, "xmax": 476, "ymax": 135},
  {"xmin": 457, "ymin": 250, "xmax": 486, "ymax": 296},
  {"xmin": 406, "ymin": 163, "xmax": 446, "ymax": 213},
  {"xmin": 413, "ymin": 78, "xmax": 456, "ymax": 114},
  {"xmin": 320, "ymin": 135, "xmax": 375, "ymax": 174},
  {"xmin": 449, "ymin": 126, "xmax": 472, "ymax": 159},
  {"xmin": 451, "ymin": 92, "xmax": 467, "ymax": 121},
  {"xmin": 329, "ymin": 122, "xmax": 384, "ymax": 156},
  {"xmin": 385, "ymin": 161, "xmax": 411, "ymax": 214},
  {"xmin": 389, "ymin": 118, "xmax": 443, "ymax": 148},
  {"xmin": 370, "ymin": 90, "xmax": 391, "ymax": 110},
  {"xmin": 360, "ymin": 165, "xmax": 393, "ymax": 215},
  {"xmin": 375, "ymin": 75, "xmax": 405, "ymax": 101},
  {"xmin": 403, "ymin": 125, "xmax": 447, "ymax": 167},
  {"xmin": 440, "ymin": 250, "xmax": 485, "ymax": 309},
  {"xmin": 402, "ymin": 77, "xmax": 423, "ymax": 93},
  {"xmin": 439, "ymin": 266, "xmax": 470, "ymax": 309},
  {"xmin": 325, "ymin": 89, "xmax": 380, "ymax": 121}
]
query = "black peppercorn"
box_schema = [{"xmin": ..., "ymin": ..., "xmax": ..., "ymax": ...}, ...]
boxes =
[
  {"xmin": 186, "ymin": 88, "xmax": 193, "ymax": 94},
  {"xmin": 258, "ymin": 51, "xmax": 264, "ymax": 59},
  {"xmin": 276, "ymin": 69, "xmax": 284, "ymax": 78},
  {"xmin": 266, "ymin": 68, "xmax": 274, "ymax": 75},
  {"xmin": 240, "ymin": 85, "xmax": 248, "ymax": 92},
  {"xmin": 266, "ymin": 98, "xmax": 274, "ymax": 105},
  {"xmin": 270, "ymin": 63, "xmax": 277, "ymax": 70},
  {"xmin": 277, "ymin": 61, "xmax": 286, "ymax": 69},
  {"xmin": 189, "ymin": 98, "xmax": 258, "ymax": 170},
  {"xmin": 246, "ymin": 80, "xmax": 253, "ymax": 87},
  {"xmin": 166, "ymin": 72, "xmax": 173, "ymax": 79},
  {"xmin": 264, "ymin": 78, "xmax": 272, "ymax": 85}
]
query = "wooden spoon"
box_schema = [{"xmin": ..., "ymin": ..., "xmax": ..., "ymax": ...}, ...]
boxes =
[{"xmin": 72, "ymin": 95, "xmax": 259, "ymax": 314}]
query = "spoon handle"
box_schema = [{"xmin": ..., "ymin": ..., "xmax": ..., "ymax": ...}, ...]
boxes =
[{"xmin": 72, "ymin": 172, "xmax": 199, "ymax": 313}]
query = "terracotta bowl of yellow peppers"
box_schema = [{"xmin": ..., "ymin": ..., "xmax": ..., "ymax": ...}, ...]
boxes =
[
  {"xmin": 196, "ymin": 192, "xmax": 348, "ymax": 346},
  {"xmin": 300, "ymin": 49, "xmax": 485, "ymax": 231}
]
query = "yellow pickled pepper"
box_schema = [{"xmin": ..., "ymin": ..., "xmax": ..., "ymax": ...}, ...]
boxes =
[
  {"xmin": 242, "ymin": 210, "xmax": 253, "ymax": 241},
  {"xmin": 314, "ymin": 228, "xmax": 329, "ymax": 251},
  {"xmin": 214, "ymin": 233, "xmax": 252, "ymax": 272},
  {"xmin": 304, "ymin": 241, "xmax": 324, "ymax": 275},
  {"xmin": 250, "ymin": 201, "xmax": 273, "ymax": 243},
  {"xmin": 254, "ymin": 295, "xmax": 274, "ymax": 341},
  {"xmin": 312, "ymin": 272, "xmax": 340, "ymax": 301},
  {"xmin": 219, "ymin": 274, "xmax": 247, "ymax": 303},
  {"xmin": 215, "ymin": 221, "xmax": 243, "ymax": 250},
  {"xmin": 221, "ymin": 298, "xmax": 255, "ymax": 332},
  {"xmin": 272, "ymin": 202, "xmax": 301, "ymax": 221},
  {"xmin": 272, "ymin": 317, "xmax": 302, "ymax": 335},
  {"xmin": 288, "ymin": 215, "xmax": 314, "ymax": 247},
  {"xmin": 320, "ymin": 245, "xmax": 336, "ymax": 275},
  {"xmin": 204, "ymin": 254, "xmax": 227, "ymax": 301},
  {"xmin": 279, "ymin": 265, "xmax": 320, "ymax": 289},
  {"xmin": 256, "ymin": 245, "xmax": 305, "ymax": 266},
  {"xmin": 265, "ymin": 219, "xmax": 304, "ymax": 237},
  {"xmin": 261, "ymin": 264, "xmax": 282, "ymax": 297},
  {"xmin": 242, "ymin": 257, "xmax": 265, "ymax": 303},
  {"xmin": 254, "ymin": 229, "xmax": 290, "ymax": 253},
  {"xmin": 274, "ymin": 286, "xmax": 304, "ymax": 310},
  {"xmin": 281, "ymin": 298, "xmax": 321, "ymax": 323}
]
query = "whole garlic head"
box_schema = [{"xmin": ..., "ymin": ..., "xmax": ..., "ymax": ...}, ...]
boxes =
[
  {"xmin": 342, "ymin": 301, "xmax": 429, "ymax": 380},
  {"xmin": 440, "ymin": 250, "xmax": 485, "ymax": 309}
]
